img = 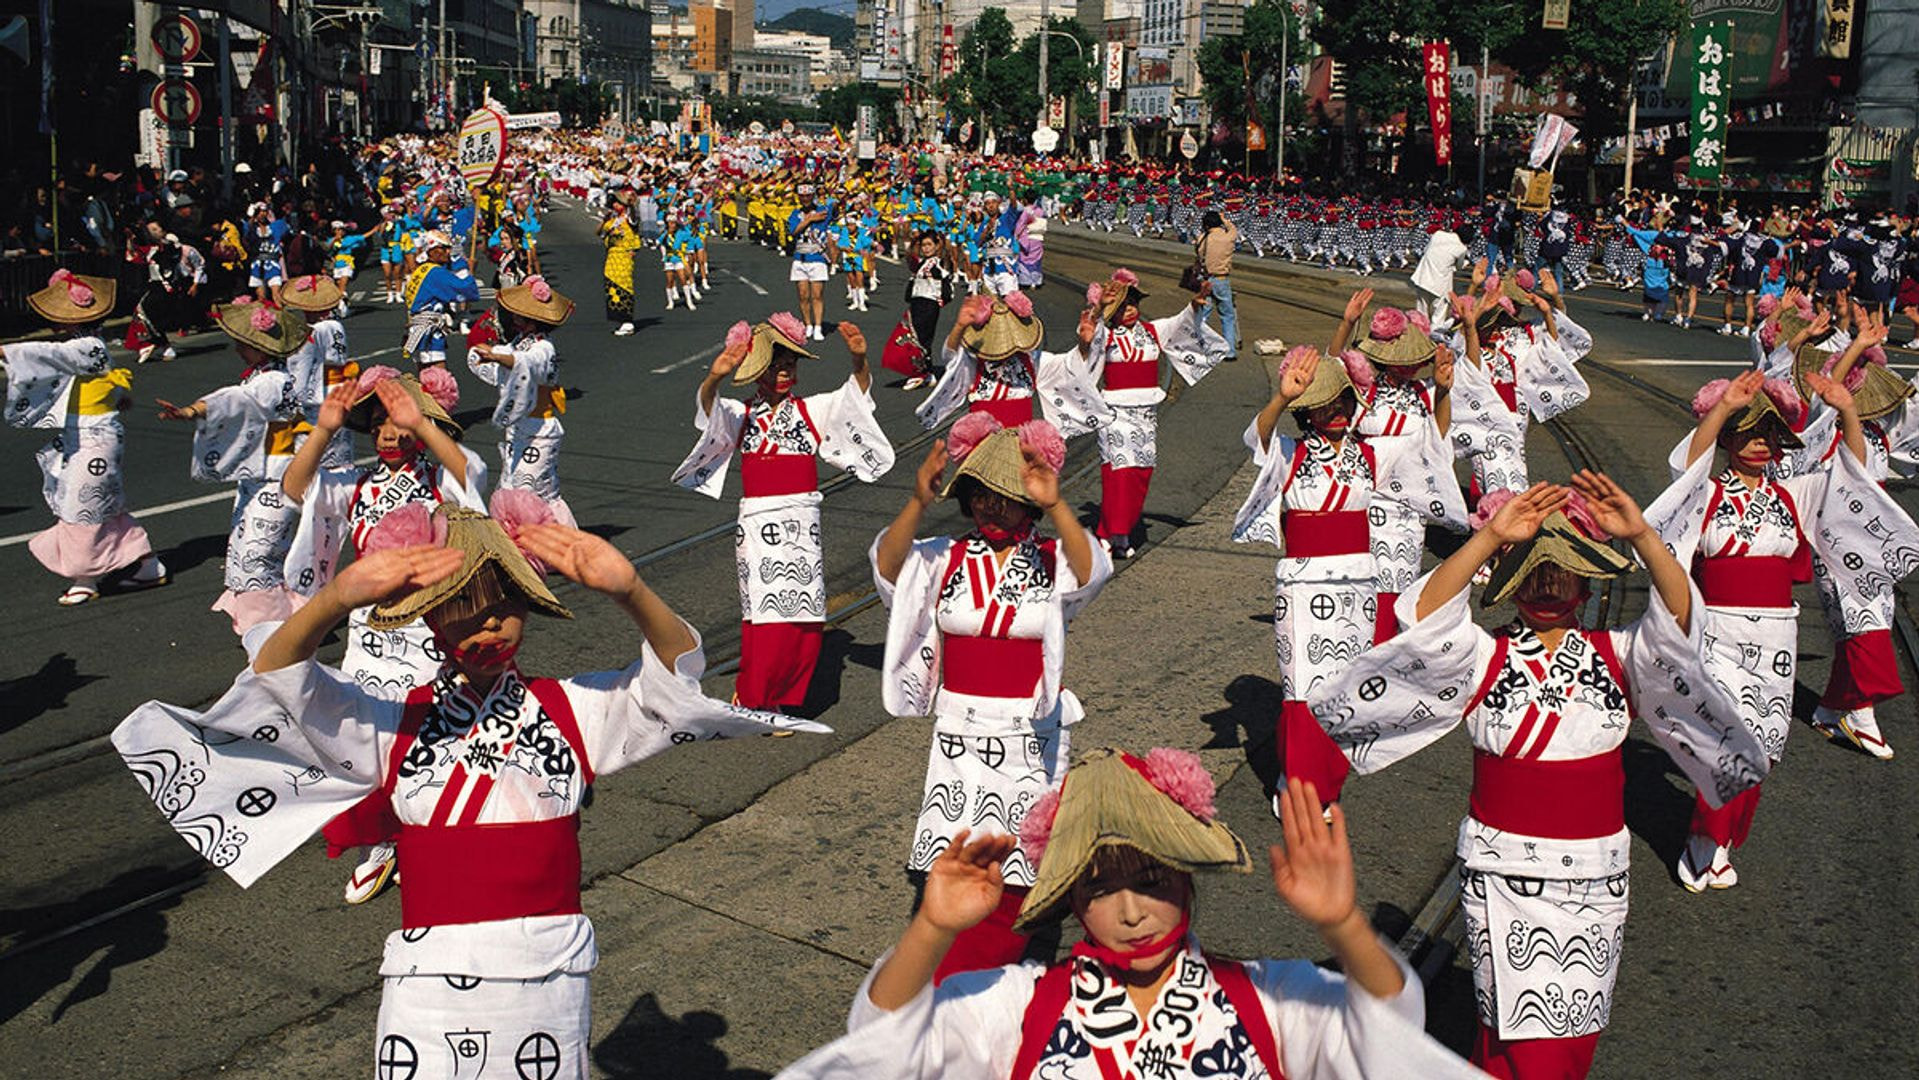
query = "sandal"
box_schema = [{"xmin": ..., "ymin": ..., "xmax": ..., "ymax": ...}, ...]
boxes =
[{"xmin": 58, "ymin": 585, "xmax": 99, "ymax": 606}]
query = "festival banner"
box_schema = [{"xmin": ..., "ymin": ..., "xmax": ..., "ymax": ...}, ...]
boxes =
[
  {"xmin": 1688, "ymin": 21, "xmax": 1731, "ymax": 182},
  {"xmin": 1818, "ymin": 0, "xmax": 1854, "ymax": 58},
  {"xmin": 1421, "ymin": 42, "xmax": 1452, "ymax": 165}
]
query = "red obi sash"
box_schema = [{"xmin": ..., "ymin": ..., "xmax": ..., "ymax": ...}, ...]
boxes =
[
  {"xmin": 740, "ymin": 453, "xmax": 819, "ymax": 497},
  {"xmin": 1280, "ymin": 510, "xmax": 1370, "ymax": 557},
  {"xmin": 1695, "ymin": 555, "xmax": 1795, "ymax": 608},
  {"xmin": 941, "ymin": 633, "xmax": 1044, "ymax": 698},
  {"xmin": 397, "ymin": 815, "xmax": 583, "ymax": 929},
  {"xmin": 969, "ymin": 397, "xmax": 1036, "ymax": 429},
  {"xmin": 1103, "ymin": 359, "xmax": 1160, "ymax": 391},
  {"xmin": 1471, "ymin": 749, "xmax": 1625, "ymax": 840}
]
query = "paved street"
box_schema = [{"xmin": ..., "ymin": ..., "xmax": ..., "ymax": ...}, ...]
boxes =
[{"xmin": 2, "ymin": 207, "xmax": 1915, "ymax": 1078}]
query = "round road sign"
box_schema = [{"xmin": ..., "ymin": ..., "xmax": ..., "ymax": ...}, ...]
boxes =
[
  {"xmin": 153, "ymin": 14, "xmax": 203, "ymax": 65},
  {"xmin": 151, "ymin": 78, "xmax": 203, "ymax": 127},
  {"xmin": 1179, "ymin": 130, "xmax": 1199, "ymax": 160}
]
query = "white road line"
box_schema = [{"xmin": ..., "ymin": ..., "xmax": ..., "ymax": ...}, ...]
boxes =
[
  {"xmin": 731, "ymin": 271, "xmax": 768, "ymax": 296},
  {"xmin": 652, "ymin": 343, "xmax": 723, "ymax": 375}
]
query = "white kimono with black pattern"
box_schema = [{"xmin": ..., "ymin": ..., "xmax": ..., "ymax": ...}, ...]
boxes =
[
  {"xmin": 675, "ymin": 376, "xmax": 895, "ymax": 625},
  {"xmin": 285, "ymin": 318, "xmax": 355, "ymax": 468},
  {"xmin": 190, "ymin": 360, "xmax": 307, "ymax": 628},
  {"xmin": 1232, "ymin": 424, "xmax": 1457, "ymax": 701},
  {"xmin": 776, "ymin": 935, "xmax": 1484, "ymax": 1080},
  {"xmin": 1353, "ymin": 377, "xmax": 1471, "ymax": 599},
  {"xmin": 468, "ymin": 332, "xmax": 573, "ymax": 524},
  {"xmin": 1450, "ymin": 313, "xmax": 1591, "ymax": 496},
  {"xmin": 914, "ymin": 345, "xmax": 1105, "ymax": 437},
  {"xmin": 1080, "ymin": 307, "xmax": 1227, "ymax": 468},
  {"xmin": 1305, "ymin": 579, "xmax": 1765, "ymax": 1042},
  {"xmin": 872, "ymin": 530, "xmax": 1111, "ymax": 885},
  {"xmin": 111, "ymin": 629, "xmax": 824, "ymax": 1080},
  {"xmin": 3, "ymin": 336, "xmax": 135, "ymax": 530},
  {"xmin": 1648, "ymin": 438, "xmax": 1919, "ymax": 761}
]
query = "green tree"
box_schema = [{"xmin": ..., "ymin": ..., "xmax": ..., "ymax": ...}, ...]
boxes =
[
  {"xmin": 1313, "ymin": 0, "xmax": 1444, "ymax": 174},
  {"xmin": 1007, "ymin": 17, "xmax": 1098, "ymax": 135},
  {"xmin": 816, "ymin": 83, "xmax": 904, "ymax": 134},
  {"xmin": 1196, "ymin": 0, "xmax": 1311, "ymax": 169},
  {"xmin": 946, "ymin": 8, "xmax": 1025, "ymax": 136}
]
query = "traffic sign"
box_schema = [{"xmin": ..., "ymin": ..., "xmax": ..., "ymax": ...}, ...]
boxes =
[
  {"xmin": 458, "ymin": 107, "xmax": 508, "ymax": 187},
  {"xmin": 152, "ymin": 13, "xmax": 202, "ymax": 65},
  {"xmin": 151, "ymin": 78, "xmax": 203, "ymax": 127},
  {"xmin": 1179, "ymin": 130, "xmax": 1199, "ymax": 160}
]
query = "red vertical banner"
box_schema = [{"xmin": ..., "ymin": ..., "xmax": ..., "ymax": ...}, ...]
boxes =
[{"xmin": 1422, "ymin": 42, "xmax": 1452, "ymax": 166}]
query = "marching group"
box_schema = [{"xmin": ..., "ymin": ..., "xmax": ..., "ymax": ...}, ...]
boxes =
[{"xmin": 5, "ymin": 127, "xmax": 1918, "ymax": 1080}]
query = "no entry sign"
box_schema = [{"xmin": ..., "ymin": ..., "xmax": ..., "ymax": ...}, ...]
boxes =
[
  {"xmin": 151, "ymin": 78, "xmax": 203, "ymax": 127},
  {"xmin": 458, "ymin": 107, "xmax": 508, "ymax": 187}
]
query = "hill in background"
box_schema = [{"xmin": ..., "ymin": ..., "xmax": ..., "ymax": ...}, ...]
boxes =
[{"xmin": 764, "ymin": 7, "xmax": 857, "ymax": 51}]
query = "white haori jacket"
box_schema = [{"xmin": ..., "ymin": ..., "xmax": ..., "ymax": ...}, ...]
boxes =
[
  {"xmin": 468, "ymin": 333, "xmax": 561, "ymax": 432},
  {"xmin": 1082, "ymin": 304, "xmax": 1229, "ymax": 411},
  {"xmin": 871, "ymin": 530, "xmax": 1111, "ymax": 725},
  {"xmin": 3, "ymin": 336, "xmax": 131, "ymax": 522},
  {"xmin": 673, "ymin": 374, "xmax": 894, "ymax": 499},
  {"xmin": 915, "ymin": 345, "xmax": 1107, "ymax": 437},
  {"xmin": 190, "ymin": 363, "xmax": 305, "ymax": 484}
]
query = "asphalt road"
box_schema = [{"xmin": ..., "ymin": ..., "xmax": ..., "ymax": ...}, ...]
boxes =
[{"xmin": 1, "ymin": 206, "xmax": 1913, "ymax": 1079}]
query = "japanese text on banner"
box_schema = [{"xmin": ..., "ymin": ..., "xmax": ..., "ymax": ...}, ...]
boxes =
[
  {"xmin": 1422, "ymin": 42, "xmax": 1452, "ymax": 166},
  {"xmin": 1688, "ymin": 21, "xmax": 1731, "ymax": 181}
]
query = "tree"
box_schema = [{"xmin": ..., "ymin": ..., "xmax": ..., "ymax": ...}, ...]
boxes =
[
  {"xmin": 1007, "ymin": 17, "xmax": 1098, "ymax": 134},
  {"xmin": 1313, "ymin": 0, "xmax": 1444, "ymax": 175},
  {"xmin": 946, "ymin": 8, "xmax": 1025, "ymax": 136},
  {"xmin": 1197, "ymin": 0, "xmax": 1311, "ymax": 169},
  {"xmin": 817, "ymin": 82, "xmax": 903, "ymax": 134}
]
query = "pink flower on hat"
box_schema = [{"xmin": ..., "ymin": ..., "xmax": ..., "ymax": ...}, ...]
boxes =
[
  {"xmin": 1758, "ymin": 322, "xmax": 1781, "ymax": 352},
  {"xmin": 725, "ymin": 320, "xmax": 753, "ymax": 349},
  {"xmin": 357, "ymin": 364, "xmax": 402, "ymax": 393},
  {"xmin": 49, "ymin": 268, "xmax": 95, "ymax": 308},
  {"xmin": 1112, "ymin": 267, "xmax": 1139, "ymax": 286},
  {"xmin": 1468, "ymin": 487, "xmax": 1516, "ymax": 531},
  {"xmin": 1755, "ymin": 295, "xmax": 1780, "ymax": 320},
  {"xmin": 1017, "ymin": 784, "xmax": 1061, "ymax": 867},
  {"xmin": 767, "ymin": 311, "xmax": 807, "ymax": 344},
  {"xmin": 1559, "ymin": 490, "xmax": 1610, "ymax": 542},
  {"xmin": 1763, "ymin": 377, "xmax": 1806, "ymax": 425},
  {"xmin": 1482, "ymin": 273, "xmax": 1501, "ymax": 296},
  {"xmin": 294, "ymin": 275, "xmax": 320, "ymax": 293},
  {"xmin": 1085, "ymin": 282, "xmax": 1104, "ymax": 307},
  {"xmin": 249, "ymin": 306, "xmax": 279, "ymax": 332},
  {"xmin": 966, "ymin": 295, "xmax": 994, "ymax": 328},
  {"xmin": 1282, "ymin": 344, "xmax": 1319, "ymax": 378},
  {"xmin": 419, "ymin": 365, "xmax": 461, "ymax": 410},
  {"xmin": 1003, "ymin": 291, "xmax": 1035, "ymax": 319},
  {"xmin": 1340, "ymin": 350, "xmax": 1377, "ymax": 395},
  {"xmin": 1133, "ymin": 748, "xmax": 1217, "ymax": 821},
  {"xmin": 946, "ymin": 411, "xmax": 1003, "ymax": 462},
  {"xmin": 489, "ymin": 489, "xmax": 558, "ymax": 574},
  {"xmin": 363, "ymin": 503, "xmax": 447, "ymax": 554},
  {"xmin": 1368, "ymin": 307, "xmax": 1408, "ymax": 341},
  {"xmin": 525, "ymin": 275, "xmax": 554, "ymax": 303},
  {"xmin": 1405, "ymin": 309, "xmax": 1432, "ymax": 336},
  {"xmin": 1016, "ymin": 419, "xmax": 1066, "ymax": 472},
  {"xmin": 1515, "ymin": 269, "xmax": 1537, "ymax": 291}
]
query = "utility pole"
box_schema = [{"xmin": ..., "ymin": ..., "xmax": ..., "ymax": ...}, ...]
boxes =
[
  {"xmin": 1276, "ymin": 5, "xmax": 1288, "ymax": 180},
  {"xmin": 438, "ymin": 0, "xmax": 448, "ymax": 128},
  {"xmin": 1477, "ymin": 42, "xmax": 1489, "ymax": 196},
  {"xmin": 1037, "ymin": 0, "xmax": 1050, "ymax": 130},
  {"xmin": 1622, "ymin": 81, "xmax": 1638, "ymax": 196}
]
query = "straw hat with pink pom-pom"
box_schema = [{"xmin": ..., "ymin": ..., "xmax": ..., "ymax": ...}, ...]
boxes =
[
  {"xmin": 1354, "ymin": 306, "xmax": 1438, "ymax": 368},
  {"xmin": 730, "ymin": 313, "xmax": 818, "ymax": 384},
  {"xmin": 280, "ymin": 274, "xmax": 345, "ymax": 313},
  {"xmin": 959, "ymin": 291, "xmax": 1045, "ymax": 361},
  {"xmin": 1472, "ymin": 486, "xmax": 1636, "ymax": 607},
  {"xmin": 367, "ymin": 504, "xmax": 573, "ymax": 630},
  {"xmin": 28, "ymin": 269, "xmax": 116, "ymax": 326},
  {"xmin": 497, "ymin": 275, "xmax": 575, "ymax": 327},
  {"xmin": 215, "ymin": 298, "xmax": 307, "ymax": 358},
  {"xmin": 1791, "ymin": 341, "xmax": 1914, "ymax": 423},
  {"xmin": 344, "ymin": 365, "xmax": 463, "ymax": 436},
  {"xmin": 940, "ymin": 412, "xmax": 1068, "ymax": 508}
]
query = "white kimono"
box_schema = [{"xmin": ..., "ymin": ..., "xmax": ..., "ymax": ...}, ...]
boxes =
[
  {"xmin": 111, "ymin": 630, "xmax": 826, "ymax": 1080},
  {"xmin": 192, "ymin": 361, "xmax": 306, "ymax": 626},
  {"xmin": 1233, "ymin": 424, "xmax": 1456, "ymax": 700},
  {"xmin": 282, "ymin": 453, "xmax": 488, "ymax": 695},
  {"xmin": 468, "ymin": 333, "xmax": 573, "ymax": 524},
  {"xmin": 1306, "ymin": 579, "xmax": 1765, "ymax": 1041},
  {"xmin": 286, "ymin": 317, "xmax": 355, "ymax": 468},
  {"xmin": 1647, "ymin": 437, "xmax": 1919, "ymax": 761},
  {"xmin": 674, "ymin": 376, "xmax": 894, "ymax": 625},
  {"xmin": 872, "ymin": 530, "xmax": 1111, "ymax": 885},
  {"xmin": 1082, "ymin": 306, "xmax": 1228, "ymax": 468},
  {"xmin": 4, "ymin": 336, "xmax": 131, "ymax": 526},
  {"xmin": 1353, "ymin": 377, "xmax": 1470, "ymax": 598},
  {"xmin": 1451, "ymin": 313, "xmax": 1591, "ymax": 496},
  {"xmin": 915, "ymin": 345, "xmax": 1105, "ymax": 437},
  {"xmin": 777, "ymin": 936, "xmax": 1483, "ymax": 1080}
]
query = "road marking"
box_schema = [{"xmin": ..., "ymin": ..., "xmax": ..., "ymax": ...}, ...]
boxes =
[
  {"xmin": 730, "ymin": 271, "xmax": 767, "ymax": 296},
  {"xmin": 652, "ymin": 343, "xmax": 723, "ymax": 375}
]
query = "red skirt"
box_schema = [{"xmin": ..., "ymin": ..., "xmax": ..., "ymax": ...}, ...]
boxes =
[
  {"xmin": 734, "ymin": 620, "xmax": 823, "ymax": 710},
  {"xmin": 1097, "ymin": 464, "xmax": 1154, "ymax": 540},
  {"xmin": 1820, "ymin": 628, "xmax": 1904, "ymax": 710}
]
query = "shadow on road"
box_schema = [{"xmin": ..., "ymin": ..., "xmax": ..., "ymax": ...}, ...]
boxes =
[
  {"xmin": 153, "ymin": 532, "xmax": 234, "ymax": 578},
  {"xmin": 0, "ymin": 653, "xmax": 105, "ymax": 737},
  {"xmin": 1201, "ymin": 673, "xmax": 1284, "ymax": 790},
  {"xmin": 592, "ymin": 993, "xmax": 770, "ymax": 1080},
  {"xmin": 1621, "ymin": 736, "xmax": 1698, "ymax": 876},
  {"xmin": 0, "ymin": 865, "xmax": 189, "ymax": 1026},
  {"xmin": 796, "ymin": 628, "xmax": 870, "ymax": 719}
]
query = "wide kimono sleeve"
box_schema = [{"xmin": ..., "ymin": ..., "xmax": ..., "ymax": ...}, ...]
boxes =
[
  {"xmin": 1515, "ymin": 324, "xmax": 1590, "ymax": 423},
  {"xmin": 1645, "ymin": 435, "xmax": 1716, "ymax": 568},
  {"xmin": 1883, "ymin": 381, "xmax": 1919, "ymax": 478},
  {"xmin": 806, "ymin": 374, "xmax": 896, "ymax": 482},
  {"xmin": 110, "ymin": 654, "xmax": 404, "ymax": 888},
  {"xmin": 476, "ymin": 339, "xmax": 555, "ymax": 429},
  {"xmin": 282, "ymin": 467, "xmax": 359, "ymax": 596},
  {"xmin": 1614, "ymin": 578, "xmax": 1770, "ymax": 808},
  {"xmin": 192, "ymin": 370, "xmax": 300, "ymax": 482},
  {"xmin": 1033, "ymin": 347, "xmax": 1109, "ymax": 438},
  {"xmin": 1549, "ymin": 308, "xmax": 1593, "ymax": 361},
  {"xmin": 772, "ymin": 954, "xmax": 1040, "ymax": 1080},
  {"xmin": 914, "ymin": 347, "xmax": 977, "ymax": 430},
  {"xmin": 3, "ymin": 337, "xmax": 111, "ymax": 429},
  {"xmin": 1254, "ymin": 950, "xmax": 1486, "ymax": 1079},
  {"xmin": 559, "ymin": 622, "xmax": 829, "ymax": 778},
  {"xmin": 669, "ymin": 390, "xmax": 747, "ymax": 498},
  {"xmin": 1783, "ymin": 453, "xmax": 1919, "ymax": 635},
  {"xmin": 872, "ymin": 533, "xmax": 955, "ymax": 719},
  {"xmin": 1371, "ymin": 430, "xmax": 1469, "ymax": 531},
  {"xmin": 1054, "ymin": 523, "xmax": 1114, "ymax": 622},
  {"xmin": 1446, "ymin": 345, "xmax": 1524, "ymax": 464},
  {"xmin": 1306, "ymin": 574, "xmax": 1494, "ymax": 785},
  {"xmin": 1149, "ymin": 303, "xmax": 1229, "ymax": 386},
  {"xmin": 1232, "ymin": 423, "xmax": 1296, "ymax": 549}
]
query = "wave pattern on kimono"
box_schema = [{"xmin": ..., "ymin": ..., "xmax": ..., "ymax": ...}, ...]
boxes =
[
  {"xmin": 1355, "ymin": 378, "xmax": 1469, "ymax": 593},
  {"xmin": 1233, "ymin": 424, "xmax": 1454, "ymax": 699},
  {"xmin": 915, "ymin": 346, "xmax": 1106, "ymax": 436},
  {"xmin": 1647, "ymin": 439, "xmax": 1919, "ymax": 761},
  {"xmin": 774, "ymin": 935, "xmax": 1486, "ymax": 1080},
  {"xmin": 468, "ymin": 333, "xmax": 571, "ymax": 520},
  {"xmin": 1083, "ymin": 306, "xmax": 1228, "ymax": 469},
  {"xmin": 111, "ymin": 634, "xmax": 825, "ymax": 1080},
  {"xmin": 1305, "ymin": 579, "xmax": 1765, "ymax": 1042},
  {"xmin": 906, "ymin": 535, "xmax": 1100, "ymax": 884},
  {"xmin": 675, "ymin": 376, "xmax": 895, "ymax": 624},
  {"xmin": 193, "ymin": 364, "xmax": 307, "ymax": 624}
]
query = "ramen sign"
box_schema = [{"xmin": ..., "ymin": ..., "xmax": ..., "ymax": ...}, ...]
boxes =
[{"xmin": 458, "ymin": 107, "xmax": 508, "ymax": 187}]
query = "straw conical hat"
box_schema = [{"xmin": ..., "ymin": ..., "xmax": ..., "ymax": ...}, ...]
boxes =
[
  {"xmin": 497, "ymin": 277, "xmax": 576, "ymax": 327},
  {"xmin": 215, "ymin": 302, "xmax": 308, "ymax": 358},
  {"xmin": 941, "ymin": 426, "xmax": 1033, "ymax": 506},
  {"xmin": 960, "ymin": 299, "xmax": 1045, "ymax": 362},
  {"xmin": 1013, "ymin": 748, "xmax": 1251, "ymax": 934},
  {"xmin": 345, "ymin": 373, "xmax": 462, "ymax": 437},
  {"xmin": 1354, "ymin": 313, "xmax": 1437, "ymax": 369},
  {"xmin": 1725, "ymin": 385, "xmax": 1805, "ymax": 451},
  {"xmin": 1285, "ymin": 353, "xmax": 1358, "ymax": 413},
  {"xmin": 280, "ymin": 273, "xmax": 345, "ymax": 313},
  {"xmin": 369, "ymin": 505, "xmax": 572, "ymax": 630},
  {"xmin": 1481, "ymin": 511, "xmax": 1635, "ymax": 606},
  {"xmin": 1789, "ymin": 343, "xmax": 1913, "ymax": 423},
  {"xmin": 733, "ymin": 319, "xmax": 817, "ymax": 385},
  {"xmin": 28, "ymin": 271, "xmax": 116, "ymax": 325}
]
